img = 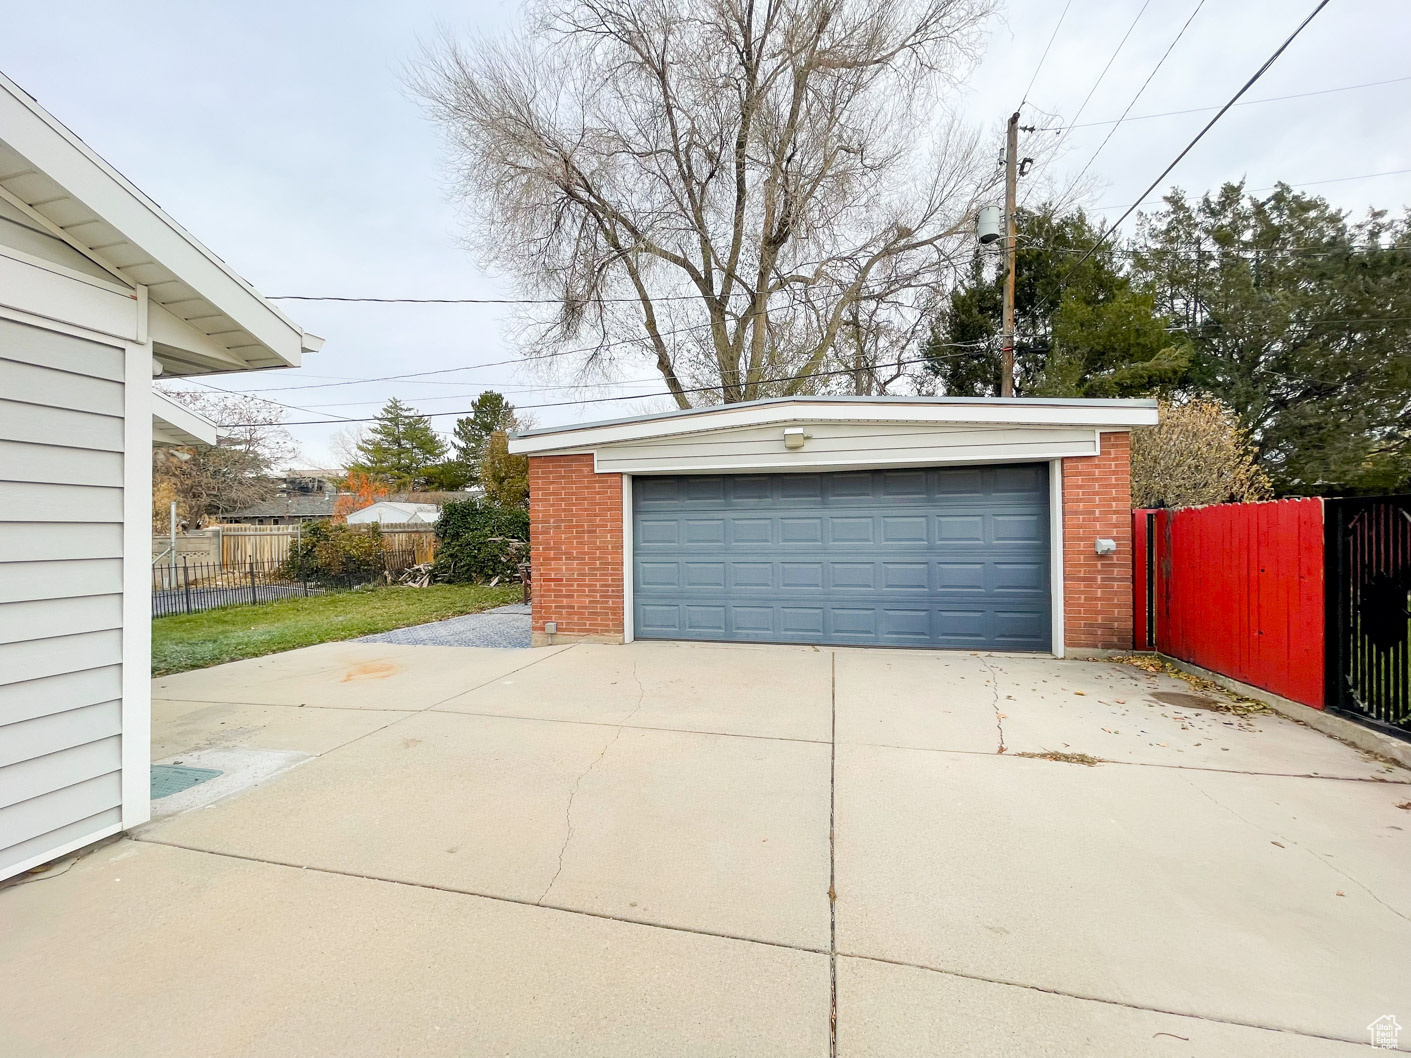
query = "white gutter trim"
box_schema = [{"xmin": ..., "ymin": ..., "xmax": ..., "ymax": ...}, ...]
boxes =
[{"xmin": 511, "ymin": 400, "xmax": 1158, "ymax": 454}]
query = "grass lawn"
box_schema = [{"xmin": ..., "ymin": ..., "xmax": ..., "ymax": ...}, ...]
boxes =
[{"xmin": 152, "ymin": 583, "xmax": 522, "ymax": 675}]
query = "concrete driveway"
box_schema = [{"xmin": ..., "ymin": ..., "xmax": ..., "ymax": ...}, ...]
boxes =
[{"xmin": 2, "ymin": 641, "xmax": 1409, "ymax": 1056}]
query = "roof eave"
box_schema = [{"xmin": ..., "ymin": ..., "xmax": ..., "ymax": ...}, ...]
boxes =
[{"xmin": 509, "ymin": 396, "xmax": 1160, "ymax": 455}]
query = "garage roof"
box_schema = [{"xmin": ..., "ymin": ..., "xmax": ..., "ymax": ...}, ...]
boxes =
[
  {"xmin": 510, "ymin": 396, "xmax": 1159, "ymax": 454},
  {"xmin": 0, "ymin": 71, "xmax": 320, "ymax": 376}
]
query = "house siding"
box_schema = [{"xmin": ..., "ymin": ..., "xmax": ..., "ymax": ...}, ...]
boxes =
[
  {"xmin": 1060, "ymin": 431, "xmax": 1134, "ymax": 651},
  {"xmin": 592, "ymin": 421, "xmax": 1099, "ymax": 474},
  {"xmin": 0, "ymin": 316, "xmax": 125, "ymax": 877}
]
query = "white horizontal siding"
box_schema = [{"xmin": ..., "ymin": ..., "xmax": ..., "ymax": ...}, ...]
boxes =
[
  {"xmin": 0, "ymin": 559, "xmax": 123, "ymax": 602},
  {"xmin": 0, "ymin": 481, "xmax": 123, "ymax": 521},
  {"xmin": 0, "ymin": 440, "xmax": 123, "ymax": 487},
  {"xmin": 0, "ymin": 703, "xmax": 122, "ymax": 770},
  {"xmin": 0, "ymin": 355, "xmax": 124, "ymax": 416},
  {"xmin": 0, "ymin": 772, "xmax": 122, "ymax": 868},
  {"xmin": 0, "ymin": 666, "xmax": 122, "ymax": 727},
  {"xmin": 0, "ymin": 629, "xmax": 122, "ymax": 684},
  {"xmin": 593, "ymin": 422, "xmax": 1100, "ymax": 474},
  {"xmin": 0, "ymin": 316, "xmax": 127, "ymax": 879},
  {"xmin": 0, "ymin": 522, "xmax": 123, "ymax": 562},
  {"xmin": 0, "ymin": 312, "xmax": 125, "ymax": 380},
  {"xmin": 0, "ymin": 807, "xmax": 121, "ymax": 878},
  {"xmin": 0, "ymin": 397, "xmax": 124, "ymax": 452},
  {"xmin": 0, "ymin": 595, "xmax": 122, "ymax": 644},
  {"xmin": 0, "ymin": 735, "xmax": 121, "ymax": 808}
]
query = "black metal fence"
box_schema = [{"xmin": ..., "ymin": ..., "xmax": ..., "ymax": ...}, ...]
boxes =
[
  {"xmin": 1325, "ymin": 496, "xmax": 1411, "ymax": 738},
  {"xmin": 152, "ymin": 548, "xmax": 421, "ymax": 618}
]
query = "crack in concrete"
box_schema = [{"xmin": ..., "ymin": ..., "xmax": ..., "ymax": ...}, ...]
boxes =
[
  {"xmin": 537, "ymin": 658, "xmax": 647, "ymax": 905},
  {"xmin": 1179, "ymin": 774, "xmax": 1411, "ymax": 926},
  {"xmin": 975, "ymin": 654, "xmax": 1007, "ymax": 753},
  {"xmin": 828, "ymin": 651, "xmax": 838, "ymax": 1058},
  {"xmin": 833, "ymin": 951, "xmax": 1380, "ymax": 1050}
]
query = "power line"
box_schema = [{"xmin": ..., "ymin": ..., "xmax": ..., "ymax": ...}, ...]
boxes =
[
  {"xmin": 1020, "ymin": 0, "xmax": 1156, "ymax": 208},
  {"xmin": 1087, "ymin": 168, "xmax": 1411, "ymax": 213},
  {"xmin": 218, "ymin": 343, "xmax": 992, "ymax": 428},
  {"xmin": 1044, "ymin": 0, "xmax": 1335, "ymax": 301},
  {"xmin": 1019, "ymin": 0, "xmax": 1075, "ymax": 106},
  {"xmin": 1057, "ymin": 0, "xmax": 1208, "ymax": 204},
  {"xmin": 1036, "ymin": 75, "xmax": 1411, "ymax": 132},
  {"xmin": 210, "ymin": 318, "xmax": 729, "ymax": 394}
]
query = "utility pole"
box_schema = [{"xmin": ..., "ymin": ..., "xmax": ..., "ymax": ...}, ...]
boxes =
[{"xmin": 1001, "ymin": 110, "xmax": 1019, "ymax": 398}]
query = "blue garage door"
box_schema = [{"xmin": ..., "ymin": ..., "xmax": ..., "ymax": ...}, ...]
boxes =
[{"xmin": 632, "ymin": 464, "xmax": 1052, "ymax": 650}]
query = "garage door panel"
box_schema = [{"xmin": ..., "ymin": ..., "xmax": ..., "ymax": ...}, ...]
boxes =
[{"xmin": 633, "ymin": 466, "xmax": 1051, "ymax": 650}]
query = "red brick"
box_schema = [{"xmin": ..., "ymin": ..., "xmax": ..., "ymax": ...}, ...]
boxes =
[{"xmin": 1061, "ymin": 432, "xmax": 1133, "ymax": 651}]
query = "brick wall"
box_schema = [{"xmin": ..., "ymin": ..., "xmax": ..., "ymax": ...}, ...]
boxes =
[
  {"xmin": 1061, "ymin": 431, "xmax": 1133, "ymax": 651},
  {"xmin": 528, "ymin": 454, "xmax": 624, "ymax": 642}
]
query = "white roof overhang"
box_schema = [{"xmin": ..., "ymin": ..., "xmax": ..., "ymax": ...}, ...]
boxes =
[
  {"xmin": 0, "ymin": 71, "xmax": 321, "ymax": 376},
  {"xmin": 152, "ymin": 389, "xmax": 218, "ymax": 446},
  {"xmin": 509, "ymin": 397, "xmax": 1160, "ymax": 455}
]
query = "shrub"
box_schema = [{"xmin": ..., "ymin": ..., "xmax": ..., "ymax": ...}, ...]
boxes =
[
  {"xmin": 1132, "ymin": 399, "xmax": 1272, "ymax": 509},
  {"xmin": 284, "ymin": 520, "xmax": 385, "ymax": 583},
  {"xmin": 433, "ymin": 499, "xmax": 530, "ymax": 583}
]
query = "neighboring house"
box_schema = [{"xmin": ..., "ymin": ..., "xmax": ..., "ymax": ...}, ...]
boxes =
[
  {"xmin": 346, "ymin": 500, "xmax": 442, "ymax": 525},
  {"xmin": 509, "ymin": 397, "xmax": 1158, "ymax": 653},
  {"xmin": 0, "ymin": 71, "xmax": 321, "ymax": 881},
  {"xmin": 223, "ymin": 476, "xmax": 339, "ymax": 525}
]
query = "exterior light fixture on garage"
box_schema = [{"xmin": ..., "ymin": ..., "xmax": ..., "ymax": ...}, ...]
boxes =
[
  {"xmin": 783, "ymin": 427, "xmax": 809, "ymax": 450},
  {"xmin": 1095, "ymin": 538, "xmax": 1117, "ymax": 555}
]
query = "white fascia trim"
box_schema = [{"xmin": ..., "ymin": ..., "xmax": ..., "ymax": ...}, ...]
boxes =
[
  {"xmin": 153, "ymin": 389, "xmax": 218, "ymax": 446},
  {"xmin": 621, "ymin": 475, "xmax": 634, "ymax": 644},
  {"xmin": 121, "ymin": 342, "xmax": 154, "ymax": 830},
  {"xmin": 0, "ymin": 72, "xmax": 309, "ymax": 367},
  {"xmin": 511, "ymin": 401, "xmax": 1158, "ymax": 454},
  {"xmin": 1049, "ymin": 458, "xmax": 1065, "ymax": 659}
]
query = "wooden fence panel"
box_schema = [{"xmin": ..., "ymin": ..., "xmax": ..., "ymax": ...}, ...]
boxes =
[
  {"xmin": 211, "ymin": 523, "xmax": 439, "ymax": 567},
  {"xmin": 1150, "ymin": 499, "xmax": 1324, "ymax": 708}
]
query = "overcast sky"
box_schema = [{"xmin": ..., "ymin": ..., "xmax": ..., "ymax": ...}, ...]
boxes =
[{"xmin": 3, "ymin": 0, "xmax": 1407, "ymax": 467}]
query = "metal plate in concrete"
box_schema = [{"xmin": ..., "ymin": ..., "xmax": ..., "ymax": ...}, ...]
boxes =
[{"xmin": 150, "ymin": 765, "xmax": 221, "ymax": 799}]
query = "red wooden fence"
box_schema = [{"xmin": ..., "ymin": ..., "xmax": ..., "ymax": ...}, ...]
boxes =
[{"xmin": 1133, "ymin": 499, "xmax": 1325, "ymax": 708}]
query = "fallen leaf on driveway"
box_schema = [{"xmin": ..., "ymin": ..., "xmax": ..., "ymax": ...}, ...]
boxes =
[{"xmin": 1336, "ymin": 890, "xmax": 1346, "ymax": 897}]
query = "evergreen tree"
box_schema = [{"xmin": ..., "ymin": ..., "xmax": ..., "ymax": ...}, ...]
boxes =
[
  {"xmin": 924, "ymin": 206, "xmax": 1188, "ymax": 398},
  {"xmin": 1133, "ymin": 184, "xmax": 1411, "ymax": 494},
  {"xmin": 451, "ymin": 391, "xmax": 519, "ymax": 486},
  {"xmin": 480, "ymin": 430, "xmax": 530, "ymax": 507},
  {"xmin": 350, "ymin": 398, "xmax": 449, "ymax": 490}
]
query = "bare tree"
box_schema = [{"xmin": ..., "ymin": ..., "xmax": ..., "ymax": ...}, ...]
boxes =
[
  {"xmin": 412, "ymin": 0, "xmax": 998, "ymax": 406},
  {"xmin": 153, "ymin": 390, "xmax": 298, "ymax": 527}
]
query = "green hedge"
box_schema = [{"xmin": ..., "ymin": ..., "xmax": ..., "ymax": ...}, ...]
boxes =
[
  {"xmin": 283, "ymin": 521, "xmax": 384, "ymax": 584},
  {"xmin": 433, "ymin": 499, "xmax": 530, "ymax": 583}
]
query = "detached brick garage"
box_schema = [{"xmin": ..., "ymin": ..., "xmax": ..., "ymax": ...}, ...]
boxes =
[{"xmin": 509, "ymin": 397, "xmax": 1157, "ymax": 656}]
